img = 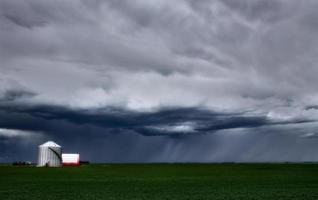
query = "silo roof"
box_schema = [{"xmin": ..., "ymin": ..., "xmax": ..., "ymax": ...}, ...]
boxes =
[{"xmin": 39, "ymin": 141, "xmax": 61, "ymax": 147}]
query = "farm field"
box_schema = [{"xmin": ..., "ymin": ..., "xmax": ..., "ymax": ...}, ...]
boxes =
[{"xmin": 1, "ymin": 163, "xmax": 318, "ymax": 200}]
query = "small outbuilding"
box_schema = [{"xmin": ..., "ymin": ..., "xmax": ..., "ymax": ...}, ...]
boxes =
[
  {"xmin": 62, "ymin": 154, "xmax": 80, "ymax": 166},
  {"xmin": 37, "ymin": 141, "xmax": 62, "ymax": 167}
]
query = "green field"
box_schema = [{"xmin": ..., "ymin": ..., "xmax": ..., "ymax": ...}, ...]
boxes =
[{"xmin": 1, "ymin": 164, "xmax": 318, "ymax": 200}]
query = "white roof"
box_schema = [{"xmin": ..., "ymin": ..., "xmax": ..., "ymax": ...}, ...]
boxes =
[
  {"xmin": 39, "ymin": 141, "xmax": 61, "ymax": 147},
  {"xmin": 62, "ymin": 153, "xmax": 79, "ymax": 156}
]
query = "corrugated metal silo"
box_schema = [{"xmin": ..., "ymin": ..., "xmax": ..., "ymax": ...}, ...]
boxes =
[{"xmin": 37, "ymin": 141, "xmax": 62, "ymax": 167}]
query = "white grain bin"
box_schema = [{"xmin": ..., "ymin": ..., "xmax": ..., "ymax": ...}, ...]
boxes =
[
  {"xmin": 62, "ymin": 154, "xmax": 80, "ymax": 166},
  {"xmin": 37, "ymin": 141, "xmax": 62, "ymax": 167}
]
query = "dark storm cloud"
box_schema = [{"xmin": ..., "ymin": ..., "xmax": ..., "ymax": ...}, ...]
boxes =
[
  {"xmin": 0, "ymin": 89, "xmax": 36, "ymax": 102},
  {"xmin": 1, "ymin": 0, "xmax": 318, "ymax": 162},
  {"xmin": 305, "ymin": 105, "xmax": 318, "ymax": 110},
  {"xmin": 2, "ymin": 14, "xmax": 46, "ymax": 29},
  {"xmin": 220, "ymin": 0, "xmax": 290, "ymax": 22},
  {"xmin": 1, "ymin": 100, "xmax": 317, "ymax": 163},
  {"xmin": 0, "ymin": 100, "xmax": 315, "ymax": 137},
  {"xmin": 0, "ymin": 0, "xmax": 49, "ymax": 29}
]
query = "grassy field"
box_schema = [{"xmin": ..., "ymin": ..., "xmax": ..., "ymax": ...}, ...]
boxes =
[{"xmin": 1, "ymin": 163, "xmax": 318, "ymax": 200}]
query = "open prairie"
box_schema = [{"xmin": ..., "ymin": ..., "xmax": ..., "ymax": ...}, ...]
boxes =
[{"xmin": 1, "ymin": 164, "xmax": 318, "ymax": 200}]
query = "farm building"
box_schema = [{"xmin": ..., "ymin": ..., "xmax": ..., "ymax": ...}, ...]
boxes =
[
  {"xmin": 62, "ymin": 154, "xmax": 80, "ymax": 166},
  {"xmin": 37, "ymin": 141, "xmax": 62, "ymax": 167}
]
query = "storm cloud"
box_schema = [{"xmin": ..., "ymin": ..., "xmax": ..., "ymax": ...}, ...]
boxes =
[{"xmin": 1, "ymin": 0, "xmax": 318, "ymax": 162}]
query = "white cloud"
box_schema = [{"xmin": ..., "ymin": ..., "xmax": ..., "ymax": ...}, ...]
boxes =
[
  {"xmin": 0, "ymin": 128, "xmax": 42, "ymax": 138},
  {"xmin": 300, "ymin": 132, "xmax": 318, "ymax": 138},
  {"xmin": 147, "ymin": 122, "xmax": 197, "ymax": 134}
]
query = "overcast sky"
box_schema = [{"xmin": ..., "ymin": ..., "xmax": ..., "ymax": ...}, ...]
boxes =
[{"xmin": 1, "ymin": 0, "xmax": 318, "ymax": 163}]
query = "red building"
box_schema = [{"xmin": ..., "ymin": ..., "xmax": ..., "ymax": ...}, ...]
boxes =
[{"xmin": 62, "ymin": 154, "xmax": 80, "ymax": 166}]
